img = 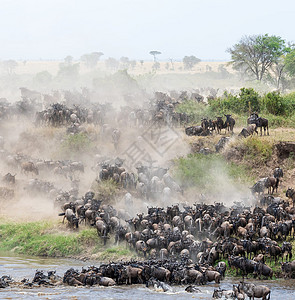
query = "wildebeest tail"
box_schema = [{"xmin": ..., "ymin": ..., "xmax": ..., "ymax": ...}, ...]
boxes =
[
  {"xmin": 267, "ymin": 291, "xmax": 271, "ymax": 300},
  {"xmin": 58, "ymin": 212, "xmax": 65, "ymax": 216}
]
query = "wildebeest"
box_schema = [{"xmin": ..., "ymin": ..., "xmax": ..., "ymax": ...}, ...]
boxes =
[
  {"xmin": 273, "ymin": 167, "xmax": 283, "ymax": 179},
  {"xmin": 21, "ymin": 162, "xmax": 39, "ymax": 176},
  {"xmin": 248, "ymin": 113, "xmax": 269, "ymax": 136},
  {"xmin": 2, "ymin": 173, "xmax": 16, "ymax": 184},
  {"xmin": 264, "ymin": 177, "xmax": 279, "ymax": 194},
  {"xmin": 59, "ymin": 208, "xmax": 79, "ymax": 229},
  {"xmin": 250, "ymin": 178, "xmax": 267, "ymax": 195},
  {"xmin": 286, "ymin": 188, "xmax": 295, "ymax": 207},
  {"xmin": 216, "ymin": 117, "xmax": 227, "ymax": 134},
  {"xmin": 238, "ymin": 282, "xmax": 270, "ymax": 300},
  {"xmin": 185, "ymin": 125, "xmax": 209, "ymax": 136},
  {"xmin": 96, "ymin": 219, "xmax": 109, "ymax": 245},
  {"xmin": 205, "ymin": 270, "xmax": 221, "ymax": 283},
  {"xmin": 256, "ymin": 117, "xmax": 269, "ymax": 136},
  {"xmin": 112, "ymin": 128, "xmax": 121, "ymax": 150},
  {"xmin": 135, "ymin": 240, "xmax": 147, "ymax": 257},
  {"xmin": 281, "ymin": 260, "xmax": 295, "ymax": 278},
  {"xmin": 224, "ymin": 114, "xmax": 235, "ymax": 133},
  {"xmin": 253, "ymin": 262, "xmax": 273, "ymax": 279}
]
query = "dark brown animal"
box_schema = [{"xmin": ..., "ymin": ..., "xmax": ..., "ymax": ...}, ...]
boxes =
[{"xmin": 21, "ymin": 162, "xmax": 39, "ymax": 175}]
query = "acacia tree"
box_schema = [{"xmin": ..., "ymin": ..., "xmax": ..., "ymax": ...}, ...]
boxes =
[
  {"xmin": 183, "ymin": 55, "xmax": 201, "ymax": 70},
  {"xmin": 149, "ymin": 51, "xmax": 161, "ymax": 62},
  {"xmin": 81, "ymin": 52, "xmax": 104, "ymax": 68},
  {"xmin": 228, "ymin": 34, "xmax": 287, "ymax": 81}
]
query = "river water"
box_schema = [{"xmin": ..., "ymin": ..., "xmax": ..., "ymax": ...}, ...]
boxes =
[{"xmin": 0, "ymin": 254, "xmax": 295, "ymax": 299}]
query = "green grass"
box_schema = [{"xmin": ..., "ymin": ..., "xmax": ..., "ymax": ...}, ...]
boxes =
[
  {"xmin": 242, "ymin": 137, "xmax": 273, "ymax": 163},
  {"xmin": 0, "ymin": 221, "xmax": 80, "ymax": 256},
  {"xmin": 58, "ymin": 132, "xmax": 94, "ymax": 160},
  {"xmin": 0, "ymin": 220, "xmax": 137, "ymax": 260},
  {"xmin": 173, "ymin": 153, "xmax": 252, "ymax": 191}
]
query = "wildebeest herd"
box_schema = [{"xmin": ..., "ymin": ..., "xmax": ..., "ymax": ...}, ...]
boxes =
[
  {"xmin": 185, "ymin": 112, "xmax": 269, "ymax": 138},
  {"xmin": 0, "ymin": 86, "xmax": 293, "ymax": 298}
]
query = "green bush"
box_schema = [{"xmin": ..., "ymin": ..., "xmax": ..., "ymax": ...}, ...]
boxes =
[
  {"xmin": 175, "ymin": 100, "xmax": 213, "ymax": 123},
  {"xmin": 239, "ymin": 87, "xmax": 261, "ymax": 113},
  {"xmin": 262, "ymin": 91, "xmax": 286, "ymax": 115},
  {"xmin": 208, "ymin": 88, "xmax": 261, "ymax": 114},
  {"xmin": 59, "ymin": 132, "xmax": 93, "ymax": 159}
]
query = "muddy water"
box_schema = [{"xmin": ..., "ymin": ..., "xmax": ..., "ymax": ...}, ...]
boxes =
[{"xmin": 0, "ymin": 254, "xmax": 295, "ymax": 299}]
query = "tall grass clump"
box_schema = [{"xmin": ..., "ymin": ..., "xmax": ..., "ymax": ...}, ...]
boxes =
[
  {"xmin": 59, "ymin": 132, "xmax": 93, "ymax": 160},
  {"xmin": 242, "ymin": 137, "xmax": 273, "ymax": 163}
]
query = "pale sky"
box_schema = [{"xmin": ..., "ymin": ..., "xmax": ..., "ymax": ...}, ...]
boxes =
[{"xmin": 0, "ymin": 0, "xmax": 294, "ymax": 61}]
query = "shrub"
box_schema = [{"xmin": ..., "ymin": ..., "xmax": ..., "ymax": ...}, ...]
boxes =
[
  {"xmin": 60, "ymin": 132, "xmax": 93, "ymax": 159},
  {"xmin": 262, "ymin": 91, "xmax": 285, "ymax": 115},
  {"xmin": 208, "ymin": 88, "xmax": 261, "ymax": 114}
]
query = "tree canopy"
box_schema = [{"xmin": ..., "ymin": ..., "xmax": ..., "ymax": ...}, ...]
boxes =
[
  {"xmin": 228, "ymin": 34, "xmax": 288, "ymax": 81},
  {"xmin": 285, "ymin": 49, "xmax": 295, "ymax": 77},
  {"xmin": 149, "ymin": 51, "xmax": 161, "ymax": 62},
  {"xmin": 81, "ymin": 52, "xmax": 104, "ymax": 68},
  {"xmin": 182, "ymin": 55, "xmax": 201, "ymax": 70}
]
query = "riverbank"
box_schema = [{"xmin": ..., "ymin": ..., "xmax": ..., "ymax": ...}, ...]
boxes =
[
  {"xmin": 0, "ymin": 219, "xmax": 294, "ymax": 280},
  {"xmin": 0, "ymin": 220, "xmax": 136, "ymax": 261}
]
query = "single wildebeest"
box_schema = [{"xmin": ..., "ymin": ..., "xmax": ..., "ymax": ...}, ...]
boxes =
[
  {"xmin": 250, "ymin": 178, "xmax": 267, "ymax": 195},
  {"xmin": 205, "ymin": 270, "xmax": 221, "ymax": 283},
  {"xmin": 59, "ymin": 208, "xmax": 79, "ymax": 229},
  {"xmin": 2, "ymin": 173, "xmax": 16, "ymax": 184},
  {"xmin": 122, "ymin": 265, "xmax": 143, "ymax": 284},
  {"xmin": 248, "ymin": 113, "xmax": 269, "ymax": 136},
  {"xmin": 150, "ymin": 266, "xmax": 171, "ymax": 282},
  {"xmin": 273, "ymin": 167, "xmax": 283, "ymax": 179},
  {"xmin": 185, "ymin": 125, "xmax": 209, "ymax": 136},
  {"xmin": 286, "ymin": 188, "xmax": 295, "ymax": 207},
  {"xmin": 264, "ymin": 177, "xmax": 279, "ymax": 194},
  {"xmin": 256, "ymin": 117, "xmax": 269, "ymax": 136},
  {"xmin": 238, "ymin": 282, "xmax": 270, "ymax": 300},
  {"xmin": 216, "ymin": 117, "xmax": 227, "ymax": 134},
  {"xmin": 96, "ymin": 219, "xmax": 109, "ymax": 245},
  {"xmin": 224, "ymin": 114, "xmax": 235, "ymax": 133},
  {"xmin": 254, "ymin": 262, "xmax": 273, "ymax": 279},
  {"xmin": 21, "ymin": 162, "xmax": 39, "ymax": 175},
  {"xmin": 135, "ymin": 240, "xmax": 148, "ymax": 257},
  {"xmin": 281, "ymin": 260, "xmax": 295, "ymax": 278}
]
